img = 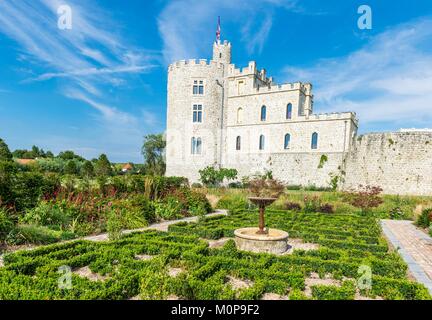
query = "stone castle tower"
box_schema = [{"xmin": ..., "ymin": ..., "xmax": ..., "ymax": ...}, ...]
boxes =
[{"xmin": 165, "ymin": 38, "xmax": 432, "ymax": 195}]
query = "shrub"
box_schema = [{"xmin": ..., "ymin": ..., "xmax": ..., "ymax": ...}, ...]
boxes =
[
  {"xmin": 199, "ymin": 166, "xmax": 238, "ymax": 187},
  {"xmin": 286, "ymin": 185, "xmax": 302, "ymax": 191},
  {"xmin": 416, "ymin": 208, "xmax": 432, "ymax": 228},
  {"xmin": 343, "ymin": 185, "xmax": 384, "ymax": 215},
  {"xmin": 129, "ymin": 194, "xmax": 156, "ymax": 223},
  {"xmin": 154, "ymin": 198, "xmax": 183, "ymax": 220},
  {"xmin": 21, "ymin": 202, "xmax": 70, "ymax": 229},
  {"xmin": 12, "ymin": 224, "xmax": 75, "ymax": 245},
  {"xmin": 304, "ymin": 195, "xmax": 321, "ymax": 213},
  {"xmin": 0, "ymin": 209, "xmax": 14, "ymax": 244},
  {"xmin": 318, "ymin": 203, "xmax": 334, "ymax": 214},
  {"xmin": 216, "ymin": 193, "xmax": 248, "ymax": 214},
  {"xmin": 282, "ymin": 202, "xmax": 302, "ymax": 212},
  {"xmin": 106, "ymin": 210, "xmax": 123, "ymax": 240}
]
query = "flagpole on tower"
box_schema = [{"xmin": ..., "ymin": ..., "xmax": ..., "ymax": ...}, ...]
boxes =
[{"xmin": 216, "ymin": 16, "xmax": 221, "ymax": 43}]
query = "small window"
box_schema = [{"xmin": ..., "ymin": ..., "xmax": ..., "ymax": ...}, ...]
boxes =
[
  {"xmin": 260, "ymin": 105, "xmax": 266, "ymax": 121},
  {"xmin": 286, "ymin": 103, "xmax": 292, "ymax": 119},
  {"xmin": 311, "ymin": 132, "xmax": 318, "ymax": 150},
  {"xmin": 191, "ymin": 137, "xmax": 202, "ymax": 154},
  {"xmin": 193, "ymin": 104, "xmax": 203, "ymax": 123},
  {"xmin": 237, "ymin": 108, "xmax": 243, "ymax": 124},
  {"xmin": 193, "ymin": 80, "xmax": 204, "ymax": 95},
  {"xmin": 236, "ymin": 136, "xmax": 241, "ymax": 151},
  {"xmin": 259, "ymin": 135, "xmax": 265, "ymax": 150},
  {"xmin": 284, "ymin": 134, "xmax": 291, "ymax": 149}
]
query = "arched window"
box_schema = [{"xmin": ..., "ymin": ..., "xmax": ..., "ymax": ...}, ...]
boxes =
[
  {"xmin": 260, "ymin": 105, "xmax": 267, "ymax": 121},
  {"xmin": 286, "ymin": 103, "xmax": 292, "ymax": 119},
  {"xmin": 284, "ymin": 134, "xmax": 291, "ymax": 149},
  {"xmin": 311, "ymin": 132, "xmax": 318, "ymax": 150},
  {"xmin": 259, "ymin": 135, "xmax": 265, "ymax": 150},
  {"xmin": 236, "ymin": 136, "xmax": 241, "ymax": 151},
  {"xmin": 237, "ymin": 108, "xmax": 243, "ymax": 124},
  {"xmin": 191, "ymin": 137, "xmax": 202, "ymax": 154}
]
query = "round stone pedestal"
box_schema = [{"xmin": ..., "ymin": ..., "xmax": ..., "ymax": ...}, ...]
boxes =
[{"xmin": 234, "ymin": 227, "xmax": 289, "ymax": 254}]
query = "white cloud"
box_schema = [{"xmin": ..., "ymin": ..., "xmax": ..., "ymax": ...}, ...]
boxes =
[
  {"xmin": 282, "ymin": 18, "xmax": 432, "ymax": 128},
  {"xmin": 0, "ymin": 0, "xmax": 158, "ymax": 117},
  {"xmin": 157, "ymin": 0, "xmax": 299, "ymax": 64}
]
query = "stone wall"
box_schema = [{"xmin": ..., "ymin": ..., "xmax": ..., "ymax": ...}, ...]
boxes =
[{"xmin": 342, "ymin": 132, "xmax": 432, "ymax": 195}]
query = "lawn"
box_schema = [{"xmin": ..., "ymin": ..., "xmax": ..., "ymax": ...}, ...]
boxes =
[{"xmin": 1, "ymin": 208, "xmax": 430, "ymax": 300}]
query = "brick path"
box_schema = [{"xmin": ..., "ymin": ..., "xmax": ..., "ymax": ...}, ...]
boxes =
[{"xmin": 381, "ymin": 220, "xmax": 432, "ymax": 294}]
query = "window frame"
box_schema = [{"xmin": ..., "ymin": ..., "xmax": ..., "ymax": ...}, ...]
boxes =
[
  {"xmin": 260, "ymin": 105, "xmax": 267, "ymax": 122},
  {"xmin": 236, "ymin": 136, "xmax": 241, "ymax": 151},
  {"xmin": 259, "ymin": 135, "xmax": 265, "ymax": 150},
  {"xmin": 286, "ymin": 103, "xmax": 292, "ymax": 120},
  {"xmin": 192, "ymin": 79, "xmax": 205, "ymax": 95},
  {"xmin": 192, "ymin": 104, "xmax": 203, "ymax": 123},
  {"xmin": 311, "ymin": 132, "xmax": 318, "ymax": 150},
  {"xmin": 284, "ymin": 133, "xmax": 291, "ymax": 150}
]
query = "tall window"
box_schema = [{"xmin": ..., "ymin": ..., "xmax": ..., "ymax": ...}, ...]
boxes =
[
  {"xmin": 193, "ymin": 80, "xmax": 204, "ymax": 95},
  {"xmin": 260, "ymin": 105, "xmax": 267, "ymax": 121},
  {"xmin": 191, "ymin": 137, "xmax": 202, "ymax": 154},
  {"xmin": 259, "ymin": 135, "xmax": 265, "ymax": 150},
  {"xmin": 237, "ymin": 108, "xmax": 243, "ymax": 124},
  {"xmin": 236, "ymin": 136, "xmax": 241, "ymax": 151},
  {"xmin": 284, "ymin": 133, "xmax": 291, "ymax": 149},
  {"xmin": 311, "ymin": 132, "xmax": 318, "ymax": 150},
  {"xmin": 192, "ymin": 104, "xmax": 203, "ymax": 123},
  {"xmin": 286, "ymin": 103, "xmax": 292, "ymax": 119}
]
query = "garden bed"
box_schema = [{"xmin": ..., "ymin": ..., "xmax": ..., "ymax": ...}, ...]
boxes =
[{"xmin": 0, "ymin": 210, "xmax": 430, "ymax": 300}]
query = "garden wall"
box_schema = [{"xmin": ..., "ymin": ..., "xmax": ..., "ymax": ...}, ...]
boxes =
[{"xmin": 342, "ymin": 132, "xmax": 432, "ymax": 195}]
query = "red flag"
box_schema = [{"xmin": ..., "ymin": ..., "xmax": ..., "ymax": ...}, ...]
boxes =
[{"xmin": 216, "ymin": 16, "xmax": 221, "ymax": 41}]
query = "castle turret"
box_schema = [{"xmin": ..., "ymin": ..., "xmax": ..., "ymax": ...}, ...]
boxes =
[{"xmin": 213, "ymin": 40, "xmax": 231, "ymax": 65}]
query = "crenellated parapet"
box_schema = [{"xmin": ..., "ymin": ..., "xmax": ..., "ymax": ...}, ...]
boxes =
[{"xmin": 168, "ymin": 59, "xmax": 224, "ymax": 72}]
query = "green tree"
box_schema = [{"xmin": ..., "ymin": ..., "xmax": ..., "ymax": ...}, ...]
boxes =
[
  {"xmin": 94, "ymin": 154, "xmax": 113, "ymax": 177},
  {"xmin": 141, "ymin": 134, "xmax": 166, "ymax": 176},
  {"xmin": 0, "ymin": 139, "xmax": 13, "ymax": 161},
  {"xmin": 64, "ymin": 160, "xmax": 78, "ymax": 175},
  {"xmin": 58, "ymin": 150, "xmax": 84, "ymax": 161},
  {"xmin": 81, "ymin": 160, "xmax": 95, "ymax": 178}
]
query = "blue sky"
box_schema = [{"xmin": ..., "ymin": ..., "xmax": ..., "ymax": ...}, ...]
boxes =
[{"xmin": 0, "ymin": 0, "xmax": 431, "ymax": 162}]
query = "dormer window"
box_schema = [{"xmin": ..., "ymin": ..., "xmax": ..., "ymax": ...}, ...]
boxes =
[{"xmin": 193, "ymin": 80, "xmax": 204, "ymax": 95}]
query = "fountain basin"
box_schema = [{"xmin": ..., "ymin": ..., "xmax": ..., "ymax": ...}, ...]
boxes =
[{"xmin": 234, "ymin": 227, "xmax": 289, "ymax": 254}]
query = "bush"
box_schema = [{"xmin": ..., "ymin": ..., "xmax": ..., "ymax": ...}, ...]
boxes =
[
  {"xmin": 286, "ymin": 185, "xmax": 302, "ymax": 191},
  {"xmin": 216, "ymin": 193, "xmax": 248, "ymax": 214},
  {"xmin": 318, "ymin": 203, "xmax": 334, "ymax": 214},
  {"xmin": 416, "ymin": 208, "xmax": 432, "ymax": 228},
  {"xmin": 106, "ymin": 210, "xmax": 123, "ymax": 240},
  {"xmin": 304, "ymin": 196, "xmax": 321, "ymax": 213},
  {"xmin": 154, "ymin": 198, "xmax": 183, "ymax": 220},
  {"xmin": 11, "ymin": 224, "xmax": 75, "ymax": 245},
  {"xmin": 282, "ymin": 202, "xmax": 302, "ymax": 212},
  {"xmin": 21, "ymin": 202, "xmax": 70, "ymax": 229},
  {"xmin": 199, "ymin": 166, "xmax": 238, "ymax": 187},
  {"xmin": 0, "ymin": 209, "xmax": 14, "ymax": 244},
  {"xmin": 343, "ymin": 185, "xmax": 383, "ymax": 215},
  {"xmin": 129, "ymin": 194, "xmax": 156, "ymax": 223}
]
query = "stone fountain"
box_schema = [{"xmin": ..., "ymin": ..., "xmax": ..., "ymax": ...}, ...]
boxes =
[{"xmin": 234, "ymin": 178, "xmax": 289, "ymax": 254}]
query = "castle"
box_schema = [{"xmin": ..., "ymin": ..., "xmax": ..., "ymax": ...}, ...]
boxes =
[{"xmin": 166, "ymin": 39, "xmax": 432, "ymax": 195}]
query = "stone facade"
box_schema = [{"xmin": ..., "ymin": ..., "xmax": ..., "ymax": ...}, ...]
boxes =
[
  {"xmin": 342, "ymin": 132, "xmax": 432, "ymax": 195},
  {"xmin": 165, "ymin": 40, "xmax": 432, "ymax": 195}
]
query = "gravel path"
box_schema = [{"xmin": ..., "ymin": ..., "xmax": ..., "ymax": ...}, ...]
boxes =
[{"xmin": 381, "ymin": 219, "xmax": 432, "ymax": 295}]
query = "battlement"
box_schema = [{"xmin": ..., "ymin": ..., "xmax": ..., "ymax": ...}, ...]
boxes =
[
  {"xmin": 307, "ymin": 112, "xmax": 358, "ymax": 123},
  {"xmin": 227, "ymin": 61, "xmax": 271, "ymax": 83},
  {"xmin": 168, "ymin": 59, "xmax": 224, "ymax": 72},
  {"xmin": 251, "ymin": 82, "xmax": 312, "ymax": 94}
]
